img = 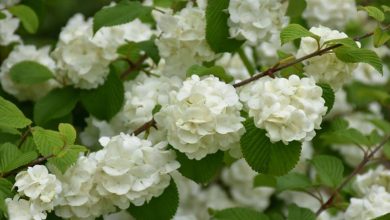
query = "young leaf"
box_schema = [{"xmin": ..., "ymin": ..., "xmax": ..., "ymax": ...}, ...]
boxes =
[
  {"xmin": 93, "ymin": 0, "xmax": 152, "ymax": 34},
  {"xmin": 186, "ymin": 65, "xmax": 234, "ymax": 83},
  {"xmin": 58, "ymin": 123, "xmax": 76, "ymax": 145},
  {"xmin": 382, "ymin": 5, "xmax": 390, "ymax": 12},
  {"xmin": 280, "ymin": 24, "xmax": 319, "ymax": 45},
  {"xmin": 358, "ymin": 6, "xmax": 385, "ymax": 22},
  {"xmin": 324, "ymin": 37, "xmax": 359, "ymax": 48},
  {"xmin": 287, "ymin": 205, "xmax": 316, "ymax": 220},
  {"xmin": 33, "ymin": 87, "xmax": 79, "ymax": 126},
  {"xmin": 205, "ymin": 0, "xmax": 245, "ymax": 53},
  {"xmin": 176, "ymin": 150, "xmax": 223, "ymax": 184},
  {"xmin": 318, "ymin": 83, "xmax": 335, "ymax": 114},
  {"xmin": 32, "ymin": 127, "xmax": 64, "ymax": 156},
  {"xmin": 0, "ymin": 96, "xmax": 31, "ymax": 129},
  {"xmin": 48, "ymin": 145, "xmax": 86, "ymax": 173},
  {"xmin": 253, "ymin": 174, "xmax": 277, "ymax": 188},
  {"xmin": 137, "ymin": 39, "xmax": 161, "ymax": 64},
  {"xmin": 0, "ymin": 143, "xmax": 37, "ymax": 173},
  {"xmin": 80, "ymin": 71, "xmax": 124, "ymax": 120},
  {"xmin": 286, "ymin": 0, "xmax": 307, "ymax": 18},
  {"xmin": 9, "ymin": 61, "xmax": 54, "ymax": 85},
  {"xmin": 321, "ymin": 128, "xmax": 371, "ymax": 147},
  {"xmin": 311, "ymin": 155, "xmax": 344, "ymax": 188},
  {"xmin": 373, "ymin": 27, "xmax": 390, "ymax": 48},
  {"xmin": 128, "ymin": 179, "xmax": 179, "ymax": 220},
  {"xmin": 4, "ymin": 151, "xmax": 38, "ymax": 173},
  {"xmin": 240, "ymin": 119, "xmax": 302, "ymax": 176},
  {"xmin": 8, "ymin": 5, "xmax": 39, "ymax": 33},
  {"xmin": 334, "ymin": 46, "xmax": 383, "ymax": 74},
  {"xmin": 211, "ymin": 208, "xmax": 269, "ymax": 220},
  {"xmin": 276, "ymin": 172, "xmax": 312, "ymax": 192}
]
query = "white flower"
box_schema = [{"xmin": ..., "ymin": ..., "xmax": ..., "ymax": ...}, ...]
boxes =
[
  {"xmin": 222, "ymin": 159, "xmax": 274, "ymax": 211},
  {"xmin": 6, "ymin": 196, "xmax": 48, "ymax": 220},
  {"xmin": 14, "ymin": 165, "xmax": 62, "ymax": 206},
  {"xmin": 0, "ymin": 44, "xmax": 59, "ymax": 101},
  {"xmin": 345, "ymin": 185, "xmax": 390, "ymax": 220},
  {"xmin": 303, "ymin": 0, "xmax": 357, "ymax": 30},
  {"xmin": 52, "ymin": 14, "xmax": 153, "ymax": 89},
  {"xmin": 240, "ymin": 75, "xmax": 327, "ymax": 143},
  {"xmin": 0, "ymin": 10, "xmax": 20, "ymax": 46},
  {"xmin": 255, "ymin": 33, "xmax": 295, "ymax": 67},
  {"xmin": 0, "ymin": 0, "xmax": 20, "ymax": 7},
  {"xmin": 154, "ymin": 6, "xmax": 216, "ymax": 78},
  {"xmin": 297, "ymin": 25, "xmax": 358, "ymax": 90},
  {"xmin": 228, "ymin": 0, "xmax": 289, "ymax": 45},
  {"xmin": 215, "ymin": 52, "xmax": 250, "ymax": 82},
  {"xmin": 155, "ymin": 75, "xmax": 244, "ymax": 160},
  {"xmin": 354, "ymin": 166, "xmax": 390, "ymax": 196},
  {"xmin": 293, "ymin": 141, "xmax": 314, "ymax": 173},
  {"xmin": 353, "ymin": 63, "xmax": 389, "ymax": 85}
]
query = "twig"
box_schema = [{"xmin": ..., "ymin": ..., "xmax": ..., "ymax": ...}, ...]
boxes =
[
  {"xmin": 315, "ymin": 134, "xmax": 390, "ymax": 216},
  {"xmin": 17, "ymin": 126, "xmax": 31, "ymax": 148},
  {"xmin": 120, "ymin": 54, "xmax": 148, "ymax": 80},
  {"xmin": 1, "ymin": 154, "xmax": 55, "ymax": 178},
  {"xmin": 131, "ymin": 119, "xmax": 156, "ymax": 136}
]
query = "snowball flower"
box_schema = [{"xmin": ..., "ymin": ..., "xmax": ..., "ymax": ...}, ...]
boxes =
[
  {"xmin": 345, "ymin": 186, "xmax": 390, "ymax": 219},
  {"xmin": 0, "ymin": 10, "xmax": 20, "ymax": 46},
  {"xmin": 354, "ymin": 166, "xmax": 390, "ymax": 196},
  {"xmin": 52, "ymin": 14, "xmax": 153, "ymax": 89},
  {"xmin": 155, "ymin": 75, "xmax": 244, "ymax": 160},
  {"xmin": 154, "ymin": 6, "xmax": 215, "ymax": 78},
  {"xmin": 297, "ymin": 25, "xmax": 358, "ymax": 90},
  {"xmin": 14, "ymin": 165, "xmax": 62, "ymax": 205},
  {"xmin": 228, "ymin": 0, "xmax": 289, "ymax": 45},
  {"xmin": 0, "ymin": 45, "xmax": 59, "ymax": 101},
  {"xmin": 240, "ymin": 75, "xmax": 327, "ymax": 143},
  {"xmin": 6, "ymin": 196, "xmax": 48, "ymax": 220},
  {"xmin": 303, "ymin": 0, "xmax": 357, "ymax": 30}
]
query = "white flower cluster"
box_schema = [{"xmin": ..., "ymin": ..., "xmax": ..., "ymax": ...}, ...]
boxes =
[
  {"xmin": 154, "ymin": 6, "xmax": 215, "ymax": 78},
  {"xmin": 222, "ymin": 159, "xmax": 274, "ymax": 211},
  {"xmin": 155, "ymin": 75, "xmax": 244, "ymax": 160},
  {"xmin": 0, "ymin": 44, "xmax": 59, "ymax": 101},
  {"xmin": 52, "ymin": 14, "xmax": 153, "ymax": 89},
  {"xmin": 297, "ymin": 26, "xmax": 358, "ymax": 90},
  {"xmin": 0, "ymin": 9, "xmax": 20, "ymax": 46},
  {"xmin": 6, "ymin": 165, "xmax": 62, "ymax": 220},
  {"xmin": 303, "ymin": 0, "xmax": 357, "ymax": 30},
  {"xmin": 240, "ymin": 75, "xmax": 327, "ymax": 143},
  {"xmin": 228, "ymin": 0, "xmax": 289, "ymax": 45},
  {"xmin": 55, "ymin": 133, "xmax": 179, "ymax": 219}
]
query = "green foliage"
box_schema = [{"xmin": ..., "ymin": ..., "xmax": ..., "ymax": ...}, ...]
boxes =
[
  {"xmin": 9, "ymin": 61, "xmax": 54, "ymax": 85},
  {"xmin": 0, "ymin": 11, "xmax": 6, "ymax": 20},
  {"xmin": 205, "ymin": 0, "xmax": 245, "ymax": 53},
  {"xmin": 325, "ymin": 37, "xmax": 359, "ymax": 48},
  {"xmin": 311, "ymin": 155, "xmax": 344, "ymax": 188},
  {"xmin": 80, "ymin": 71, "xmax": 124, "ymax": 120},
  {"xmin": 0, "ymin": 143, "xmax": 38, "ymax": 174},
  {"xmin": 373, "ymin": 212, "xmax": 390, "ymax": 220},
  {"xmin": 93, "ymin": 0, "xmax": 152, "ymax": 34},
  {"xmin": 176, "ymin": 150, "xmax": 223, "ymax": 184},
  {"xmin": 286, "ymin": 0, "xmax": 307, "ymax": 18},
  {"xmin": 280, "ymin": 24, "xmax": 319, "ymax": 45},
  {"xmin": 186, "ymin": 65, "xmax": 234, "ymax": 83},
  {"xmin": 373, "ymin": 27, "xmax": 390, "ymax": 47},
  {"xmin": 8, "ymin": 4, "xmax": 39, "ymax": 33},
  {"xmin": 128, "ymin": 179, "xmax": 179, "ymax": 220},
  {"xmin": 241, "ymin": 119, "xmax": 301, "ymax": 176},
  {"xmin": 32, "ymin": 127, "xmax": 64, "ymax": 156},
  {"xmin": 370, "ymin": 119, "xmax": 390, "ymax": 133},
  {"xmin": 0, "ymin": 178, "xmax": 13, "ymax": 215},
  {"xmin": 48, "ymin": 145, "xmax": 86, "ymax": 173},
  {"xmin": 277, "ymin": 51, "xmax": 304, "ymax": 77},
  {"xmin": 137, "ymin": 39, "xmax": 161, "ymax": 64},
  {"xmin": 211, "ymin": 207, "xmax": 269, "ymax": 220},
  {"xmin": 58, "ymin": 123, "xmax": 76, "ymax": 145},
  {"xmin": 321, "ymin": 128, "xmax": 370, "ymax": 146},
  {"xmin": 358, "ymin": 6, "xmax": 385, "ymax": 22},
  {"xmin": 117, "ymin": 39, "xmax": 160, "ymax": 64},
  {"xmin": 318, "ymin": 83, "xmax": 335, "ymax": 114},
  {"xmin": 287, "ymin": 205, "xmax": 316, "ymax": 220},
  {"xmin": 33, "ymin": 87, "xmax": 79, "ymax": 126},
  {"xmin": 253, "ymin": 174, "xmax": 277, "ymax": 188},
  {"xmin": 334, "ymin": 46, "xmax": 383, "ymax": 74},
  {"xmin": 276, "ymin": 172, "xmax": 312, "ymax": 192},
  {"xmin": 0, "ymin": 96, "xmax": 31, "ymax": 129}
]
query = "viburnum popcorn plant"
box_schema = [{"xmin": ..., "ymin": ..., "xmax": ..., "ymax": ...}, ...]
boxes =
[{"xmin": 0, "ymin": 0, "xmax": 390, "ymax": 220}]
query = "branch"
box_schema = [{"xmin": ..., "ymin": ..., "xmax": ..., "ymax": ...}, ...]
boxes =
[
  {"xmin": 120, "ymin": 54, "xmax": 148, "ymax": 80},
  {"xmin": 1, "ymin": 154, "xmax": 54, "ymax": 178},
  {"xmin": 131, "ymin": 119, "xmax": 156, "ymax": 136},
  {"xmin": 315, "ymin": 134, "xmax": 390, "ymax": 216}
]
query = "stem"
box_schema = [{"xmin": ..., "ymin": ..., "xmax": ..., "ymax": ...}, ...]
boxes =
[
  {"xmin": 120, "ymin": 54, "xmax": 148, "ymax": 80},
  {"xmin": 17, "ymin": 126, "xmax": 31, "ymax": 148},
  {"xmin": 238, "ymin": 48, "xmax": 256, "ymax": 76},
  {"xmin": 1, "ymin": 155, "xmax": 54, "ymax": 178},
  {"xmin": 315, "ymin": 134, "xmax": 390, "ymax": 216},
  {"xmin": 131, "ymin": 119, "xmax": 156, "ymax": 136}
]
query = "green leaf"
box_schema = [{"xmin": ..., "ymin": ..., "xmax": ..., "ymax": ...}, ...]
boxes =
[
  {"xmin": 287, "ymin": 205, "xmax": 316, "ymax": 220},
  {"xmin": 33, "ymin": 87, "xmax": 79, "ymax": 126},
  {"xmin": 32, "ymin": 127, "xmax": 64, "ymax": 156},
  {"xmin": 373, "ymin": 212, "xmax": 390, "ymax": 220},
  {"xmin": 370, "ymin": 119, "xmax": 390, "ymax": 133},
  {"xmin": 93, "ymin": 0, "xmax": 152, "ymax": 34},
  {"xmin": 311, "ymin": 155, "xmax": 344, "ymax": 188},
  {"xmin": 358, "ymin": 6, "xmax": 385, "ymax": 22},
  {"xmin": 276, "ymin": 172, "xmax": 312, "ymax": 191},
  {"xmin": 345, "ymin": 82, "xmax": 389, "ymax": 106},
  {"xmin": 382, "ymin": 5, "xmax": 390, "ymax": 12},
  {"xmin": 334, "ymin": 46, "xmax": 383, "ymax": 74},
  {"xmin": 0, "ymin": 178, "xmax": 13, "ymax": 197},
  {"xmin": 205, "ymin": 0, "xmax": 245, "ymax": 53},
  {"xmin": 324, "ymin": 37, "xmax": 359, "ymax": 48},
  {"xmin": 211, "ymin": 207, "xmax": 269, "ymax": 220},
  {"xmin": 321, "ymin": 128, "xmax": 370, "ymax": 146},
  {"xmin": 58, "ymin": 123, "xmax": 76, "ymax": 145},
  {"xmin": 186, "ymin": 65, "xmax": 234, "ymax": 83},
  {"xmin": 286, "ymin": 0, "xmax": 307, "ymax": 18},
  {"xmin": 240, "ymin": 119, "xmax": 302, "ymax": 176},
  {"xmin": 5, "ymin": 151, "xmax": 38, "ymax": 173},
  {"xmin": 152, "ymin": 104, "xmax": 162, "ymax": 115},
  {"xmin": 176, "ymin": 150, "xmax": 223, "ymax": 184},
  {"xmin": 9, "ymin": 61, "xmax": 54, "ymax": 85},
  {"xmin": 48, "ymin": 145, "xmax": 86, "ymax": 173},
  {"xmin": 318, "ymin": 83, "xmax": 335, "ymax": 114},
  {"xmin": 128, "ymin": 179, "xmax": 179, "ymax": 220},
  {"xmin": 253, "ymin": 174, "xmax": 277, "ymax": 188},
  {"xmin": 0, "ymin": 96, "xmax": 31, "ymax": 129},
  {"xmin": 80, "ymin": 71, "xmax": 124, "ymax": 120},
  {"xmin": 8, "ymin": 5, "xmax": 39, "ymax": 33},
  {"xmin": 280, "ymin": 24, "xmax": 319, "ymax": 45},
  {"xmin": 0, "ymin": 143, "xmax": 38, "ymax": 173},
  {"xmin": 0, "ymin": 12, "xmax": 6, "ymax": 20},
  {"xmin": 137, "ymin": 39, "xmax": 160, "ymax": 64},
  {"xmin": 20, "ymin": 136, "xmax": 37, "ymax": 153},
  {"xmin": 373, "ymin": 27, "xmax": 390, "ymax": 48}
]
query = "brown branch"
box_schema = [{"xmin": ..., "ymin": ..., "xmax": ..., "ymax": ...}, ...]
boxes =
[
  {"xmin": 315, "ymin": 134, "xmax": 390, "ymax": 216},
  {"xmin": 1, "ymin": 154, "xmax": 55, "ymax": 178},
  {"xmin": 17, "ymin": 126, "xmax": 32, "ymax": 148},
  {"xmin": 131, "ymin": 119, "xmax": 156, "ymax": 136},
  {"xmin": 120, "ymin": 54, "xmax": 148, "ymax": 80}
]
